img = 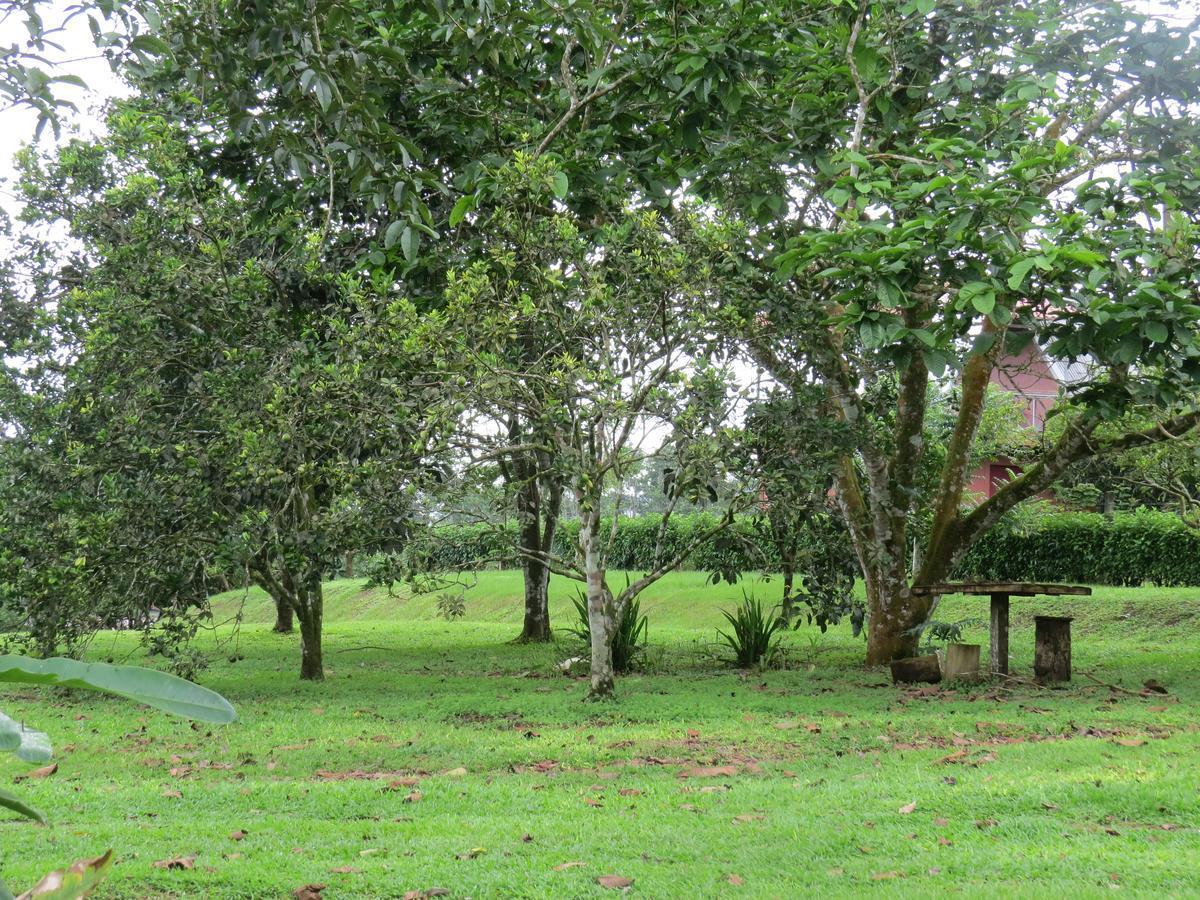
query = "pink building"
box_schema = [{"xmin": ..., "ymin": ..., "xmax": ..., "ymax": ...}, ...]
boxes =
[{"xmin": 967, "ymin": 340, "xmax": 1090, "ymax": 499}]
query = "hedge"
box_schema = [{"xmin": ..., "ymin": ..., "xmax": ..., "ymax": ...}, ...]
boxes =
[
  {"xmin": 401, "ymin": 514, "xmax": 771, "ymax": 574},
  {"xmin": 384, "ymin": 508, "xmax": 1200, "ymax": 588},
  {"xmin": 955, "ymin": 508, "xmax": 1200, "ymax": 587}
]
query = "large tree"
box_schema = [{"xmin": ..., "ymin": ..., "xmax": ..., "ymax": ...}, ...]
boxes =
[
  {"xmin": 433, "ymin": 158, "xmax": 750, "ymax": 697},
  {"xmin": 8, "ymin": 106, "xmax": 445, "ymax": 679},
  {"xmin": 721, "ymin": 1, "xmax": 1200, "ymax": 662}
]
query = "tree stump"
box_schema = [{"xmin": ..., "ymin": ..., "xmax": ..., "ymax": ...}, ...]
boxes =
[
  {"xmin": 1034, "ymin": 616, "xmax": 1072, "ymax": 682},
  {"xmin": 943, "ymin": 643, "xmax": 981, "ymax": 681},
  {"xmin": 889, "ymin": 653, "xmax": 942, "ymax": 684}
]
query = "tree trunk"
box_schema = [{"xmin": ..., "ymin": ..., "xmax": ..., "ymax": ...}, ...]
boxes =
[
  {"xmin": 514, "ymin": 474, "xmax": 561, "ymax": 642},
  {"xmin": 863, "ymin": 561, "xmax": 932, "ymax": 665},
  {"xmin": 272, "ymin": 596, "xmax": 294, "ymax": 634},
  {"xmin": 519, "ymin": 555, "xmax": 553, "ymax": 642},
  {"xmin": 344, "ymin": 551, "xmax": 355, "ymax": 579},
  {"xmin": 294, "ymin": 582, "xmax": 324, "ymax": 681},
  {"xmin": 780, "ymin": 565, "xmax": 795, "ymax": 620},
  {"xmin": 579, "ymin": 509, "xmax": 616, "ymax": 699}
]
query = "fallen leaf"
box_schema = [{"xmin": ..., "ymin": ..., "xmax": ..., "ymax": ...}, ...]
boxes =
[
  {"xmin": 14, "ymin": 763, "xmax": 58, "ymax": 781},
  {"xmin": 733, "ymin": 813, "xmax": 765, "ymax": 823},
  {"xmin": 938, "ymin": 837, "xmax": 953, "ymax": 846},
  {"xmin": 455, "ymin": 848, "xmax": 485, "ymax": 860},
  {"xmin": 444, "ymin": 767, "xmax": 468, "ymax": 777},
  {"xmin": 554, "ymin": 861, "xmax": 588, "ymax": 871},
  {"xmin": 699, "ymin": 785, "xmax": 728, "ymax": 794},
  {"xmin": 928, "ymin": 867, "xmax": 942, "ymax": 875},
  {"xmin": 686, "ymin": 729, "xmax": 700, "ymax": 738},
  {"xmin": 385, "ymin": 778, "xmax": 421, "ymax": 790},
  {"xmin": 1114, "ymin": 738, "xmax": 1145, "ymax": 747},
  {"xmin": 293, "ymin": 885, "xmax": 325, "ymax": 900},
  {"xmin": 618, "ymin": 788, "xmax": 641, "ymax": 797},
  {"xmin": 152, "ymin": 856, "xmax": 196, "ymax": 871},
  {"xmin": 976, "ymin": 818, "xmax": 998, "ymax": 829},
  {"xmin": 679, "ymin": 765, "xmax": 737, "ymax": 778},
  {"xmin": 522, "ymin": 833, "xmax": 534, "ymax": 842},
  {"xmin": 899, "ymin": 801, "xmax": 917, "ymax": 814},
  {"xmin": 727, "ymin": 874, "xmax": 744, "ymax": 886},
  {"xmin": 162, "ymin": 789, "xmax": 182, "ymax": 799},
  {"xmin": 329, "ymin": 866, "xmax": 361, "ymax": 874},
  {"xmin": 403, "ymin": 790, "xmax": 422, "ymax": 804},
  {"xmin": 597, "ymin": 875, "xmax": 634, "ymax": 889},
  {"xmin": 933, "ymin": 817, "xmax": 950, "ymax": 826},
  {"xmin": 583, "ymin": 797, "xmax": 603, "ymax": 807},
  {"xmin": 229, "ymin": 830, "xmax": 247, "ymax": 841},
  {"xmin": 1041, "ymin": 801, "xmax": 1059, "ymax": 810},
  {"xmin": 1105, "ymin": 828, "xmax": 1121, "ymax": 836},
  {"xmin": 872, "ymin": 871, "xmax": 904, "ymax": 881}
]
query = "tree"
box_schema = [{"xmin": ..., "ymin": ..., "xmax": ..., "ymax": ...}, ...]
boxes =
[
  {"xmin": 433, "ymin": 158, "xmax": 749, "ymax": 697},
  {"xmin": 134, "ymin": 0, "xmax": 808, "ymax": 642},
  {"xmin": 712, "ymin": 1, "xmax": 1200, "ymax": 663},
  {"xmin": 8, "ymin": 106, "xmax": 445, "ymax": 679}
]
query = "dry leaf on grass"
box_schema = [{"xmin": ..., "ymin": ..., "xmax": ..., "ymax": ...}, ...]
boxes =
[
  {"xmin": 872, "ymin": 871, "xmax": 904, "ymax": 881},
  {"xmin": 597, "ymin": 875, "xmax": 634, "ymax": 889},
  {"xmin": 733, "ymin": 813, "xmax": 765, "ymax": 823},
  {"xmin": 678, "ymin": 765, "xmax": 737, "ymax": 778},
  {"xmin": 229, "ymin": 830, "xmax": 247, "ymax": 841},
  {"xmin": 13, "ymin": 763, "xmax": 57, "ymax": 781},
  {"xmin": 293, "ymin": 885, "xmax": 324, "ymax": 900},
  {"xmin": 329, "ymin": 866, "xmax": 361, "ymax": 874},
  {"xmin": 553, "ymin": 861, "xmax": 587, "ymax": 871},
  {"xmin": 899, "ymin": 801, "xmax": 917, "ymax": 814},
  {"xmin": 152, "ymin": 856, "xmax": 196, "ymax": 871},
  {"xmin": 727, "ymin": 874, "xmax": 745, "ymax": 886}
]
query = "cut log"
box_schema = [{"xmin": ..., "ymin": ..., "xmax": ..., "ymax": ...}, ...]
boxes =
[
  {"xmin": 1034, "ymin": 616, "xmax": 1072, "ymax": 682},
  {"xmin": 943, "ymin": 643, "xmax": 981, "ymax": 682},
  {"xmin": 890, "ymin": 654, "xmax": 942, "ymax": 684}
]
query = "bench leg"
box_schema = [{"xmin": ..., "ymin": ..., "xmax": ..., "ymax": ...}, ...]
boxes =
[
  {"xmin": 989, "ymin": 593, "xmax": 1009, "ymax": 677},
  {"xmin": 1034, "ymin": 616, "xmax": 1072, "ymax": 682}
]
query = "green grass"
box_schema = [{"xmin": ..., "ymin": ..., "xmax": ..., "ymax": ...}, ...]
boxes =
[{"xmin": 2, "ymin": 573, "xmax": 1199, "ymax": 898}]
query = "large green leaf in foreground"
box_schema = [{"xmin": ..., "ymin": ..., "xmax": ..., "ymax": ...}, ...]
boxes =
[
  {"xmin": 0, "ymin": 711, "xmax": 52, "ymax": 763},
  {"xmin": 0, "ymin": 786, "xmax": 46, "ymax": 824},
  {"xmin": 0, "ymin": 657, "xmax": 236, "ymax": 724}
]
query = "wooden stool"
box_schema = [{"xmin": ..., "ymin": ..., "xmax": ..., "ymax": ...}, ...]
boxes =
[{"xmin": 1034, "ymin": 616, "xmax": 1072, "ymax": 682}]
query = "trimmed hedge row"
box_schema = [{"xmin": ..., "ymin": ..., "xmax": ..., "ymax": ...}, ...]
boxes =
[
  {"xmin": 955, "ymin": 508, "xmax": 1200, "ymax": 587},
  {"xmin": 406, "ymin": 514, "xmax": 767, "ymax": 573},
  {"xmin": 401, "ymin": 508, "xmax": 1200, "ymax": 587}
]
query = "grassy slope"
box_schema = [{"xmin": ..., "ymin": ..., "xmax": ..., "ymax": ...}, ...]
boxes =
[{"xmin": 1, "ymin": 573, "xmax": 1198, "ymax": 898}]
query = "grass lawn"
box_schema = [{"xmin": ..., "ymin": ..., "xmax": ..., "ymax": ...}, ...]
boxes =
[{"xmin": 2, "ymin": 572, "xmax": 1198, "ymax": 898}]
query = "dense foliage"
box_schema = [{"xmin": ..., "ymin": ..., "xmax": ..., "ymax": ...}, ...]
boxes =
[{"xmin": 957, "ymin": 508, "xmax": 1200, "ymax": 588}]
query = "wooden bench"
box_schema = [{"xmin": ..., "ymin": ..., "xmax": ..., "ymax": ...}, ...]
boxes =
[{"xmin": 910, "ymin": 582, "xmax": 1091, "ymax": 679}]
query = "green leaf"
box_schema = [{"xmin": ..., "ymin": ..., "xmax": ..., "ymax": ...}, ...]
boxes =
[
  {"xmin": 0, "ymin": 786, "xmax": 46, "ymax": 824},
  {"xmin": 0, "ymin": 656, "xmax": 236, "ymax": 724},
  {"xmin": 383, "ymin": 220, "xmax": 405, "ymax": 249},
  {"xmin": 449, "ymin": 194, "xmax": 474, "ymax": 227},
  {"xmin": 552, "ymin": 171, "xmax": 569, "ymax": 199},
  {"xmin": 129, "ymin": 34, "xmax": 172, "ymax": 56},
  {"xmin": 0, "ymin": 711, "xmax": 51, "ymax": 763},
  {"xmin": 1143, "ymin": 321, "xmax": 1169, "ymax": 343},
  {"xmin": 400, "ymin": 226, "xmax": 419, "ymax": 262},
  {"xmin": 1007, "ymin": 258, "xmax": 1037, "ymax": 290},
  {"xmin": 313, "ymin": 76, "xmax": 333, "ymax": 112}
]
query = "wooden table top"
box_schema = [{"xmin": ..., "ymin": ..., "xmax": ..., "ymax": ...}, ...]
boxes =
[{"xmin": 909, "ymin": 582, "xmax": 1093, "ymax": 597}]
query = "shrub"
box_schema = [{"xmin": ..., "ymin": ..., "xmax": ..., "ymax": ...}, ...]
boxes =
[
  {"xmin": 718, "ymin": 595, "xmax": 787, "ymax": 668},
  {"xmin": 957, "ymin": 507, "xmax": 1200, "ymax": 586},
  {"xmin": 435, "ymin": 592, "xmax": 466, "ymax": 621},
  {"xmin": 567, "ymin": 592, "xmax": 648, "ymax": 673}
]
